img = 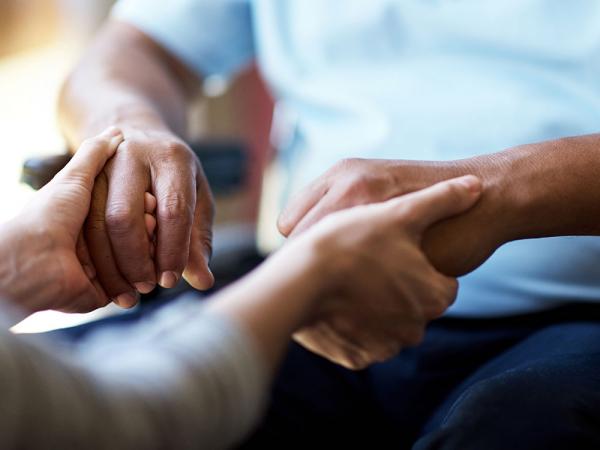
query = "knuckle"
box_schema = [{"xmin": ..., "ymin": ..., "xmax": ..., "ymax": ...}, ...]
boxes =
[
  {"xmin": 55, "ymin": 173, "xmax": 93, "ymax": 196},
  {"xmin": 342, "ymin": 175, "xmax": 372, "ymax": 198},
  {"xmin": 334, "ymin": 157, "xmax": 361, "ymax": 172},
  {"xmin": 115, "ymin": 139, "xmax": 136, "ymax": 156},
  {"xmin": 158, "ymin": 249, "xmax": 187, "ymax": 271},
  {"xmin": 442, "ymin": 182, "xmax": 462, "ymax": 202},
  {"xmin": 163, "ymin": 139, "xmax": 186, "ymax": 154},
  {"xmin": 158, "ymin": 193, "xmax": 193, "ymax": 223},
  {"xmin": 393, "ymin": 201, "xmax": 417, "ymax": 224},
  {"xmin": 105, "ymin": 203, "xmax": 138, "ymax": 233},
  {"xmin": 157, "ymin": 140, "xmax": 196, "ymax": 165}
]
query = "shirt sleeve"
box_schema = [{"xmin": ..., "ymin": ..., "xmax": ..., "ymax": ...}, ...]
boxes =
[
  {"xmin": 0, "ymin": 297, "xmax": 269, "ymax": 450},
  {"xmin": 112, "ymin": 0, "xmax": 255, "ymax": 79}
]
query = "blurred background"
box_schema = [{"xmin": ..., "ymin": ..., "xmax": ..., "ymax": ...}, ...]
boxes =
[{"xmin": 1, "ymin": 0, "xmax": 274, "ymax": 332}]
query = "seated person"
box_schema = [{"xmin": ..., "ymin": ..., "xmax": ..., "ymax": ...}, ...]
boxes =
[
  {"xmin": 0, "ymin": 128, "xmax": 481, "ymax": 449},
  {"xmin": 57, "ymin": 2, "xmax": 600, "ymax": 448}
]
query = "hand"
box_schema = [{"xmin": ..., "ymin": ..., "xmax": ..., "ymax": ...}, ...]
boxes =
[
  {"xmin": 83, "ymin": 128, "xmax": 215, "ymax": 307},
  {"xmin": 287, "ymin": 176, "xmax": 483, "ymax": 369},
  {"xmin": 0, "ymin": 128, "xmax": 124, "ymax": 314},
  {"xmin": 278, "ymin": 157, "xmax": 507, "ymax": 276}
]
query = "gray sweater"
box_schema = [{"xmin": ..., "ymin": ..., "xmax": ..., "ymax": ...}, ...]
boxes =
[{"xmin": 0, "ymin": 297, "xmax": 268, "ymax": 449}]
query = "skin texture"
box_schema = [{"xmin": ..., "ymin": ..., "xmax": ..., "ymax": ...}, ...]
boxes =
[
  {"xmin": 207, "ymin": 175, "xmax": 483, "ymax": 370},
  {"xmin": 0, "ymin": 125, "xmax": 481, "ymax": 373},
  {"xmin": 277, "ymin": 134, "xmax": 600, "ymax": 366},
  {"xmin": 278, "ymin": 156, "xmax": 509, "ymax": 277},
  {"xmin": 58, "ymin": 21, "xmax": 213, "ymax": 306},
  {"xmin": 58, "ymin": 21, "xmax": 600, "ymax": 369},
  {"xmin": 0, "ymin": 128, "xmax": 125, "ymax": 316}
]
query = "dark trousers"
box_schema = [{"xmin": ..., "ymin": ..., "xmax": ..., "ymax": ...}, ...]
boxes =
[{"xmin": 241, "ymin": 304, "xmax": 600, "ymax": 450}]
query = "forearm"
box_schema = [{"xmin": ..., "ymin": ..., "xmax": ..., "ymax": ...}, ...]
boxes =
[
  {"xmin": 480, "ymin": 134, "xmax": 600, "ymax": 240},
  {"xmin": 441, "ymin": 134, "xmax": 600, "ymax": 242},
  {"xmin": 58, "ymin": 20, "xmax": 198, "ymax": 147},
  {"xmin": 0, "ymin": 300, "xmax": 268, "ymax": 449},
  {"xmin": 205, "ymin": 241, "xmax": 324, "ymax": 373},
  {"xmin": 417, "ymin": 133, "xmax": 600, "ymax": 276},
  {"xmin": 0, "ymin": 244, "xmax": 325, "ymax": 449}
]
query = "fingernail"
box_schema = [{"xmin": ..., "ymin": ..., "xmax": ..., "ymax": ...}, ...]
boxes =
[
  {"xmin": 83, "ymin": 264, "xmax": 96, "ymax": 279},
  {"xmin": 456, "ymin": 175, "xmax": 482, "ymax": 193},
  {"xmin": 114, "ymin": 292, "xmax": 139, "ymax": 309},
  {"xmin": 159, "ymin": 271, "xmax": 179, "ymax": 289},
  {"xmin": 134, "ymin": 282, "xmax": 155, "ymax": 294}
]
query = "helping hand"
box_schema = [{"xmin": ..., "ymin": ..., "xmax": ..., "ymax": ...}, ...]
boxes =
[
  {"xmin": 0, "ymin": 128, "xmax": 127, "ymax": 313},
  {"xmin": 289, "ymin": 176, "xmax": 483, "ymax": 369}
]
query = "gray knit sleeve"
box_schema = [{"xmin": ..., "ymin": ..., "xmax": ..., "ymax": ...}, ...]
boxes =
[{"xmin": 0, "ymin": 297, "xmax": 269, "ymax": 450}]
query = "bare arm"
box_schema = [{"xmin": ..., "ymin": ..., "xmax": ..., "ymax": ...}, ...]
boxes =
[
  {"xmin": 59, "ymin": 20, "xmax": 199, "ymax": 145},
  {"xmin": 0, "ymin": 127, "xmax": 482, "ymax": 447},
  {"xmin": 278, "ymin": 133, "xmax": 600, "ymax": 278}
]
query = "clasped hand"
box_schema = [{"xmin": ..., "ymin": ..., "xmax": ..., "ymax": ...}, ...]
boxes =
[
  {"xmin": 0, "ymin": 129, "xmax": 485, "ymax": 372},
  {"xmin": 282, "ymin": 175, "xmax": 483, "ymax": 369}
]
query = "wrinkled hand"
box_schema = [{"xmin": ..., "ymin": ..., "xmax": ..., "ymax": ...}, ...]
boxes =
[
  {"xmin": 278, "ymin": 158, "xmax": 503, "ymax": 277},
  {"xmin": 0, "ymin": 128, "xmax": 126, "ymax": 313},
  {"xmin": 291, "ymin": 176, "xmax": 483, "ymax": 369},
  {"xmin": 84, "ymin": 129, "xmax": 215, "ymax": 308}
]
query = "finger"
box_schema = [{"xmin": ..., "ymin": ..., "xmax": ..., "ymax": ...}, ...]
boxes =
[
  {"xmin": 426, "ymin": 274, "xmax": 459, "ymax": 319},
  {"xmin": 104, "ymin": 150, "xmax": 156, "ymax": 294},
  {"xmin": 153, "ymin": 161, "xmax": 197, "ymax": 289},
  {"xmin": 76, "ymin": 232, "xmax": 96, "ymax": 280},
  {"xmin": 60, "ymin": 275, "xmax": 112, "ymax": 313},
  {"xmin": 145, "ymin": 213, "xmax": 157, "ymax": 237},
  {"xmin": 57, "ymin": 126, "xmax": 123, "ymax": 190},
  {"xmin": 183, "ymin": 165, "xmax": 215, "ymax": 290},
  {"xmin": 389, "ymin": 175, "xmax": 482, "ymax": 233},
  {"xmin": 85, "ymin": 172, "xmax": 140, "ymax": 307},
  {"xmin": 56, "ymin": 255, "xmax": 110, "ymax": 313},
  {"xmin": 294, "ymin": 323, "xmax": 372, "ymax": 370},
  {"xmin": 144, "ymin": 192, "xmax": 157, "ymax": 214},
  {"xmin": 57, "ymin": 282, "xmax": 104, "ymax": 314},
  {"xmin": 277, "ymin": 179, "xmax": 329, "ymax": 237},
  {"xmin": 288, "ymin": 189, "xmax": 351, "ymax": 238}
]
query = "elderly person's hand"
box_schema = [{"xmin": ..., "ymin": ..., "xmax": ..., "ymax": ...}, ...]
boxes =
[
  {"xmin": 284, "ymin": 175, "xmax": 482, "ymax": 369},
  {"xmin": 0, "ymin": 127, "xmax": 132, "ymax": 315},
  {"xmin": 82, "ymin": 129, "xmax": 215, "ymax": 308},
  {"xmin": 278, "ymin": 157, "xmax": 507, "ymax": 277}
]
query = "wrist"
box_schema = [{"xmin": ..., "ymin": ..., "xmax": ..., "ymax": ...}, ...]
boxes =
[
  {"xmin": 74, "ymin": 103, "xmax": 176, "ymax": 148},
  {"xmin": 451, "ymin": 152, "xmax": 522, "ymax": 245},
  {"xmin": 261, "ymin": 237, "xmax": 329, "ymax": 325},
  {"xmin": 388, "ymin": 155, "xmax": 518, "ymax": 246}
]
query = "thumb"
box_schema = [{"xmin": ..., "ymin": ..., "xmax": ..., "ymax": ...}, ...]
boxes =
[
  {"xmin": 389, "ymin": 175, "xmax": 483, "ymax": 232},
  {"xmin": 57, "ymin": 127, "xmax": 123, "ymax": 190}
]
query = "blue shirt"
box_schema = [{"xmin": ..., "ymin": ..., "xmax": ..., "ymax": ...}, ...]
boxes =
[{"xmin": 114, "ymin": 0, "xmax": 600, "ymax": 317}]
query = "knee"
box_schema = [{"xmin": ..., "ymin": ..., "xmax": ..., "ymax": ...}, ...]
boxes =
[{"xmin": 415, "ymin": 358, "xmax": 600, "ymax": 450}]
